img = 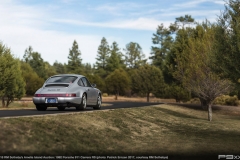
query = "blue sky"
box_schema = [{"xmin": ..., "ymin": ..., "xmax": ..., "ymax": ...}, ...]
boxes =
[{"xmin": 0, "ymin": 0, "xmax": 225, "ymax": 65}]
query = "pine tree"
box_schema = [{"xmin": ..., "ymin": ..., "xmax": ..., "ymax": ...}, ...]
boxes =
[
  {"xmin": 67, "ymin": 40, "xmax": 82, "ymax": 74},
  {"xmin": 23, "ymin": 46, "xmax": 47, "ymax": 79},
  {"xmin": 0, "ymin": 43, "xmax": 25, "ymax": 107},
  {"xmin": 95, "ymin": 37, "xmax": 110, "ymax": 77},
  {"xmin": 125, "ymin": 42, "xmax": 146, "ymax": 69},
  {"xmin": 106, "ymin": 41, "xmax": 125, "ymax": 73}
]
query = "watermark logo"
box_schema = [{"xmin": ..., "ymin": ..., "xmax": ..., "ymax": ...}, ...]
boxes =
[{"xmin": 218, "ymin": 155, "xmax": 240, "ymax": 159}]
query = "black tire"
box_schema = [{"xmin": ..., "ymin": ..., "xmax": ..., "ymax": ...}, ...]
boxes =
[
  {"xmin": 36, "ymin": 105, "xmax": 47, "ymax": 111},
  {"xmin": 93, "ymin": 94, "xmax": 101, "ymax": 110},
  {"xmin": 57, "ymin": 106, "xmax": 66, "ymax": 111},
  {"xmin": 76, "ymin": 94, "xmax": 87, "ymax": 110}
]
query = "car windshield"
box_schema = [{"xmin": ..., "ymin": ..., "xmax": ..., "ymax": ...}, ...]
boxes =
[{"xmin": 46, "ymin": 76, "xmax": 78, "ymax": 83}]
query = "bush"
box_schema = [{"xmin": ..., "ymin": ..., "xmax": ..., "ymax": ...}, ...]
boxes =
[
  {"xmin": 213, "ymin": 95, "xmax": 239, "ymax": 106},
  {"xmin": 189, "ymin": 98, "xmax": 200, "ymax": 104},
  {"xmin": 102, "ymin": 93, "xmax": 108, "ymax": 97}
]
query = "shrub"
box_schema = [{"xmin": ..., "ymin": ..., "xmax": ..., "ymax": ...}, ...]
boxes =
[
  {"xmin": 213, "ymin": 95, "xmax": 239, "ymax": 106},
  {"xmin": 190, "ymin": 98, "xmax": 200, "ymax": 104},
  {"xmin": 102, "ymin": 93, "xmax": 108, "ymax": 97}
]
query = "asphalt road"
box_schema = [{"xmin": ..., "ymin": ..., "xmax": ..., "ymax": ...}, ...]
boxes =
[{"xmin": 0, "ymin": 102, "xmax": 163, "ymax": 118}]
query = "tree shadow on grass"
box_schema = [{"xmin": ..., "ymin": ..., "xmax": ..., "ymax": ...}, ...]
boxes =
[{"xmin": 155, "ymin": 107, "xmax": 206, "ymax": 120}]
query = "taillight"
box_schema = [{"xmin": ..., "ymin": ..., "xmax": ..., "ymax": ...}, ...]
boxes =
[
  {"xmin": 34, "ymin": 94, "xmax": 76, "ymax": 97},
  {"xmin": 65, "ymin": 94, "xmax": 76, "ymax": 97}
]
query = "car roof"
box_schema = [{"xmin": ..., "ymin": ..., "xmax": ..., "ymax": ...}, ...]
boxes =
[{"xmin": 50, "ymin": 74, "xmax": 85, "ymax": 78}]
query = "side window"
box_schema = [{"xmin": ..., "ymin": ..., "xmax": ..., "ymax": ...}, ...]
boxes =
[
  {"xmin": 77, "ymin": 79, "xmax": 84, "ymax": 86},
  {"xmin": 81, "ymin": 77, "xmax": 91, "ymax": 87}
]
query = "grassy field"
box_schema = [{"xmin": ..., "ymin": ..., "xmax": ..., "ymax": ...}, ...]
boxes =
[{"xmin": 0, "ymin": 104, "xmax": 240, "ymax": 159}]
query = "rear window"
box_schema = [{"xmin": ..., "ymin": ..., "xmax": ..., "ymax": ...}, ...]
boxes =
[{"xmin": 46, "ymin": 76, "xmax": 78, "ymax": 83}]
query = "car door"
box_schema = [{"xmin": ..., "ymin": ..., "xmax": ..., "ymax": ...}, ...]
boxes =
[{"xmin": 81, "ymin": 77, "xmax": 97, "ymax": 105}]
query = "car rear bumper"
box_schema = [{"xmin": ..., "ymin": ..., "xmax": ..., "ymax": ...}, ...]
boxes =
[{"xmin": 33, "ymin": 97, "xmax": 82, "ymax": 106}]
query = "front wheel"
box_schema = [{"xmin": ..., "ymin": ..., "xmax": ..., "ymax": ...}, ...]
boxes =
[
  {"xmin": 36, "ymin": 105, "xmax": 47, "ymax": 111},
  {"xmin": 76, "ymin": 94, "xmax": 87, "ymax": 110},
  {"xmin": 93, "ymin": 94, "xmax": 101, "ymax": 110}
]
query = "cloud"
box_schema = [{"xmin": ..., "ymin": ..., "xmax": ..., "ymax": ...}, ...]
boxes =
[
  {"xmin": 54, "ymin": 18, "xmax": 169, "ymax": 31},
  {"xmin": 0, "ymin": 24, "xmax": 102, "ymax": 65}
]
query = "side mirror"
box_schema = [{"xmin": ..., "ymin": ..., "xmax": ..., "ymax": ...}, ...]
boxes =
[{"xmin": 92, "ymin": 84, "xmax": 96, "ymax": 88}]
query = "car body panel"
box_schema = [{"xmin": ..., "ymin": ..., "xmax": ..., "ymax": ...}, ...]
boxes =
[{"xmin": 33, "ymin": 74, "xmax": 101, "ymax": 109}]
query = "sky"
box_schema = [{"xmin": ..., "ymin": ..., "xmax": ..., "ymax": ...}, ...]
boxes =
[{"xmin": 0, "ymin": 0, "xmax": 226, "ymax": 65}]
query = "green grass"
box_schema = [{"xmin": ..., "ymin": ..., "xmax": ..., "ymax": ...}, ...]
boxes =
[{"xmin": 0, "ymin": 104, "xmax": 239, "ymax": 158}]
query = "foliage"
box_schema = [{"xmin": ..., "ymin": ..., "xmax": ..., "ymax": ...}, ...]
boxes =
[
  {"xmin": 124, "ymin": 42, "xmax": 147, "ymax": 69},
  {"xmin": 20, "ymin": 62, "xmax": 44, "ymax": 96},
  {"xmin": 105, "ymin": 69, "xmax": 131, "ymax": 100},
  {"xmin": 102, "ymin": 93, "xmax": 108, "ymax": 97},
  {"xmin": 131, "ymin": 64, "xmax": 165, "ymax": 102},
  {"xmin": 53, "ymin": 61, "xmax": 67, "ymax": 74},
  {"xmin": 23, "ymin": 46, "xmax": 47, "ymax": 79},
  {"xmin": 82, "ymin": 63, "xmax": 94, "ymax": 75},
  {"xmin": 44, "ymin": 62, "xmax": 57, "ymax": 77},
  {"xmin": 0, "ymin": 43, "xmax": 25, "ymax": 107},
  {"xmin": 67, "ymin": 40, "xmax": 82, "ymax": 74},
  {"xmin": 85, "ymin": 74, "xmax": 105, "ymax": 92},
  {"xmin": 213, "ymin": 95, "xmax": 239, "ymax": 106},
  {"xmin": 164, "ymin": 83, "xmax": 191, "ymax": 102}
]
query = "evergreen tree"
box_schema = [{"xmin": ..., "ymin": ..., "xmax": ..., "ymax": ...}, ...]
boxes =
[
  {"xmin": 124, "ymin": 42, "xmax": 146, "ymax": 69},
  {"xmin": 106, "ymin": 41, "xmax": 125, "ymax": 73},
  {"xmin": 21, "ymin": 61, "xmax": 44, "ymax": 96},
  {"xmin": 23, "ymin": 46, "xmax": 47, "ymax": 79},
  {"xmin": 214, "ymin": 0, "xmax": 240, "ymax": 84},
  {"xmin": 105, "ymin": 69, "xmax": 131, "ymax": 100},
  {"xmin": 174, "ymin": 24, "xmax": 232, "ymax": 121},
  {"xmin": 150, "ymin": 23, "xmax": 173, "ymax": 69},
  {"xmin": 131, "ymin": 64, "xmax": 165, "ymax": 102},
  {"xmin": 95, "ymin": 37, "xmax": 110, "ymax": 77},
  {"xmin": 67, "ymin": 40, "xmax": 82, "ymax": 74},
  {"xmin": 53, "ymin": 61, "xmax": 67, "ymax": 74},
  {"xmin": 82, "ymin": 63, "xmax": 94, "ymax": 75},
  {"xmin": 0, "ymin": 43, "xmax": 25, "ymax": 107}
]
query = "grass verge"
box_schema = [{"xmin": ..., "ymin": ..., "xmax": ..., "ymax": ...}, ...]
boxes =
[{"xmin": 0, "ymin": 104, "xmax": 239, "ymax": 159}]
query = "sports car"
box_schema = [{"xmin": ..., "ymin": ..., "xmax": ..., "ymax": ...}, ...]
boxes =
[{"xmin": 32, "ymin": 74, "xmax": 102, "ymax": 111}]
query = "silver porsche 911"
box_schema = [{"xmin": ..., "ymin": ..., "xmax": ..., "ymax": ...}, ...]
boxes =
[{"xmin": 32, "ymin": 74, "xmax": 102, "ymax": 111}]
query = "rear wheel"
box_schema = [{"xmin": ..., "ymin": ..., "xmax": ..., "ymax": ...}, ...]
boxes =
[
  {"xmin": 57, "ymin": 106, "xmax": 66, "ymax": 111},
  {"xmin": 93, "ymin": 94, "xmax": 101, "ymax": 110},
  {"xmin": 76, "ymin": 94, "xmax": 87, "ymax": 110},
  {"xmin": 36, "ymin": 105, "xmax": 47, "ymax": 111}
]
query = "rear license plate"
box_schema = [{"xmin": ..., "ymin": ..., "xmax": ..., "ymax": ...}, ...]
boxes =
[{"xmin": 46, "ymin": 98, "xmax": 57, "ymax": 103}]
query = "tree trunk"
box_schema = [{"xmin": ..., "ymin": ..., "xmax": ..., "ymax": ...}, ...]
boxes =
[
  {"xmin": 147, "ymin": 92, "xmax": 150, "ymax": 102},
  {"xmin": 2, "ymin": 97, "xmax": 6, "ymax": 108},
  {"xmin": 208, "ymin": 103, "xmax": 212, "ymax": 121},
  {"xmin": 200, "ymin": 98, "xmax": 207, "ymax": 110},
  {"xmin": 115, "ymin": 90, "xmax": 119, "ymax": 100}
]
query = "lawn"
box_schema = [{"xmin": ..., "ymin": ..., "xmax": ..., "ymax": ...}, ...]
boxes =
[{"xmin": 0, "ymin": 103, "xmax": 239, "ymax": 159}]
